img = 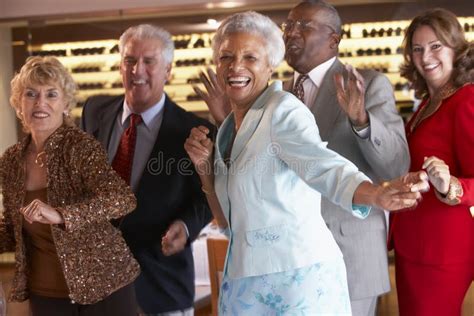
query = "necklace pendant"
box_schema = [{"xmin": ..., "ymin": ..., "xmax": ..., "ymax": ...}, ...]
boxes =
[{"xmin": 34, "ymin": 151, "xmax": 47, "ymax": 168}]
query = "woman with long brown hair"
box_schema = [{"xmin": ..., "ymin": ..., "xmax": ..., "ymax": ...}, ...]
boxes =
[{"xmin": 390, "ymin": 8, "xmax": 474, "ymax": 316}]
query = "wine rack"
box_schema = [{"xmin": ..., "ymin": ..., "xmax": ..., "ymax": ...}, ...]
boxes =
[{"xmin": 29, "ymin": 17, "xmax": 474, "ymax": 118}]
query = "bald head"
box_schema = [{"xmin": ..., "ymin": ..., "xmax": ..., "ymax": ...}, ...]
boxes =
[
  {"xmin": 297, "ymin": 1, "xmax": 342, "ymax": 35},
  {"xmin": 283, "ymin": 0, "xmax": 341, "ymax": 73}
]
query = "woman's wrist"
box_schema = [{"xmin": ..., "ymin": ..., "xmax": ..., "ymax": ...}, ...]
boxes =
[
  {"xmin": 195, "ymin": 162, "xmax": 213, "ymax": 176},
  {"xmin": 434, "ymin": 176, "xmax": 463, "ymax": 205},
  {"xmin": 353, "ymin": 181, "xmax": 377, "ymax": 207},
  {"xmin": 199, "ymin": 173, "xmax": 215, "ymax": 195},
  {"xmin": 201, "ymin": 186, "xmax": 216, "ymax": 195}
]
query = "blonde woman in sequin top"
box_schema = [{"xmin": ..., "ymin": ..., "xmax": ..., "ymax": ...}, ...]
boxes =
[{"xmin": 0, "ymin": 56, "xmax": 140, "ymax": 316}]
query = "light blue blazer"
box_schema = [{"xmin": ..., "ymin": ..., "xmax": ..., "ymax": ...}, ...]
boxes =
[{"xmin": 214, "ymin": 81, "xmax": 370, "ymax": 279}]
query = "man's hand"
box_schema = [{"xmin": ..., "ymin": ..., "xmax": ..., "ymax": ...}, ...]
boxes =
[
  {"xmin": 193, "ymin": 67, "xmax": 231, "ymax": 126},
  {"xmin": 334, "ymin": 64, "xmax": 368, "ymax": 127},
  {"xmin": 161, "ymin": 220, "xmax": 188, "ymax": 256}
]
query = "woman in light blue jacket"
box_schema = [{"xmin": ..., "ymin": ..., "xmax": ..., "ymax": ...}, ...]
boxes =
[{"xmin": 184, "ymin": 11, "xmax": 427, "ymax": 315}]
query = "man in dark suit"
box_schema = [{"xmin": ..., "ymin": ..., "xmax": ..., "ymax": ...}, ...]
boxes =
[{"xmin": 81, "ymin": 24, "xmax": 212, "ymax": 315}]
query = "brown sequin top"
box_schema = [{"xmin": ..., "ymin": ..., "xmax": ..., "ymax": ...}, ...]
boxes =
[
  {"xmin": 0, "ymin": 125, "xmax": 140, "ymax": 304},
  {"xmin": 23, "ymin": 188, "xmax": 69, "ymax": 298}
]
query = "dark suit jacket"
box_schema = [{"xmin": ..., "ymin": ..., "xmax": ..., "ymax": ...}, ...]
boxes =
[{"xmin": 81, "ymin": 94, "xmax": 213, "ymax": 313}]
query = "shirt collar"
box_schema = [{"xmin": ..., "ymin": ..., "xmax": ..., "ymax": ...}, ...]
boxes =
[
  {"xmin": 294, "ymin": 56, "xmax": 336, "ymax": 88},
  {"xmin": 122, "ymin": 93, "xmax": 166, "ymax": 129}
]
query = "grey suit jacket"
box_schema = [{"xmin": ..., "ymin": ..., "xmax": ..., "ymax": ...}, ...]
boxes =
[{"xmin": 284, "ymin": 58, "xmax": 409, "ymax": 300}]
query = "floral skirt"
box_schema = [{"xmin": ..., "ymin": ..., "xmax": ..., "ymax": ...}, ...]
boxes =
[{"xmin": 219, "ymin": 257, "xmax": 351, "ymax": 315}]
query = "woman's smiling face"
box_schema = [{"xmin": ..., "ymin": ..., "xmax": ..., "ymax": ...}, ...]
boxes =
[
  {"xmin": 21, "ymin": 82, "xmax": 67, "ymax": 136},
  {"xmin": 216, "ymin": 32, "xmax": 273, "ymax": 111},
  {"xmin": 411, "ymin": 25, "xmax": 455, "ymax": 93}
]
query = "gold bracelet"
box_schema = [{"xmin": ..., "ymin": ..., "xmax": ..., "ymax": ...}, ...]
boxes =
[
  {"xmin": 434, "ymin": 176, "xmax": 463, "ymax": 206},
  {"xmin": 381, "ymin": 181, "xmax": 390, "ymax": 188},
  {"xmin": 201, "ymin": 186, "xmax": 215, "ymax": 195}
]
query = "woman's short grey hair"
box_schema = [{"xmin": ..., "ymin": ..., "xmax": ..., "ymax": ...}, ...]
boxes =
[
  {"xmin": 119, "ymin": 24, "xmax": 174, "ymax": 65},
  {"xmin": 212, "ymin": 11, "xmax": 285, "ymax": 68}
]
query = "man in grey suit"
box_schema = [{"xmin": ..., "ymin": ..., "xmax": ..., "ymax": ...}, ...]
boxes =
[{"xmin": 282, "ymin": 1, "xmax": 409, "ymax": 315}]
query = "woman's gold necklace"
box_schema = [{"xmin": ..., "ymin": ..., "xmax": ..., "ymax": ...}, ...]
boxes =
[
  {"xmin": 28, "ymin": 149, "xmax": 47, "ymax": 168},
  {"xmin": 409, "ymin": 83, "xmax": 457, "ymax": 133},
  {"xmin": 34, "ymin": 151, "xmax": 47, "ymax": 168}
]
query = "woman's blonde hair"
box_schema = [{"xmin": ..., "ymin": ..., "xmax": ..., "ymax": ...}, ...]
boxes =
[
  {"xmin": 400, "ymin": 8, "xmax": 473, "ymax": 98},
  {"xmin": 10, "ymin": 56, "xmax": 77, "ymax": 130}
]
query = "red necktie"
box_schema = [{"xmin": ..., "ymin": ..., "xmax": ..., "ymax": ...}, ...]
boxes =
[
  {"xmin": 293, "ymin": 74, "xmax": 309, "ymax": 102},
  {"xmin": 112, "ymin": 113, "xmax": 142, "ymax": 184}
]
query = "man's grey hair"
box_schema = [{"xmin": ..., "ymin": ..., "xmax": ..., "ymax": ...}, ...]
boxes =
[
  {"xmin": 300, "ymin": 0, "xmax": 342, "ymax": 35},
  {"xmin": 212, "ymin": 11, "xmax": 285, "ymax": 68},
  {"xmin": 119, "ymin": 24, "xmax": 175, "ymax": 65}
]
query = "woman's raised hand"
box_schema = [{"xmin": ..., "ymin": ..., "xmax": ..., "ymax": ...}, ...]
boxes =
[
  {"xmin": 184, "ymin": 125, "xmax": 214, "ymax": 175},
  {"xmin": 193, "ymin": 68, "xmax": 231, "ymax": 126}
]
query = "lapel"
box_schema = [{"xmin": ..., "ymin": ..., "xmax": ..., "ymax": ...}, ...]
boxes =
[
  {"xmin": 225, "ymin": 82, "xmax": 280, "ymax": 162},
  {"xmin": 96, "ymin": 96, "xmax": 124, "ymax": 147},
  {"xmin": 312, "ymin": 59, "xmax": 345, "ymax": 140},
  {"xmin": 215, "ymin": 113, "xmax": 235, "ymax": 163},
  {"xmin": 134, "ymin": 96, "xmax": 179, "ymax": 196}
]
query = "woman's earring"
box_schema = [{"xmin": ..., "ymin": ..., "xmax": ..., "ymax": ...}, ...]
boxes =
[{"xmin": 63, "ymin": 111, "xmax": 70, "ymax": 117}]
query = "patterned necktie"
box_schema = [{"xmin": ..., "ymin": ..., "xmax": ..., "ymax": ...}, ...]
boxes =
[
  {"xmin": 112, "ymin": 113, "xmax": 142, "ymax": 184},
  {"xmin": 292, "ymin": 74, "xmax": 309, "ymax": 102}
]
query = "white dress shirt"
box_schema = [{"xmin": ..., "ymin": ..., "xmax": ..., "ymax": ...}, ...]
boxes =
[
  {"xmin": 108, "ymin": 94, "xmax": 166, "ymax": 192},
  {"xmin": 293, "ymin": 56, "xmax": 336, "ymax": 107}
]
